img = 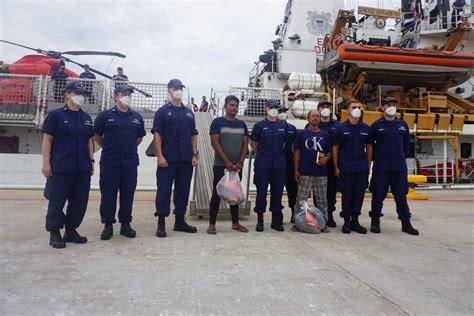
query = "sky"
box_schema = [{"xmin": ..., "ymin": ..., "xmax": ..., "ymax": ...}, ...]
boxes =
[{"xmin": 1, "ymin": 0, "xmax": 393, "ymax": 100}]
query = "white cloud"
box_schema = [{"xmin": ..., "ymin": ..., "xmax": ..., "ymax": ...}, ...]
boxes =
[{"xmin": 1, "ymin": 0, "xmax": 388, "ymax": 99}]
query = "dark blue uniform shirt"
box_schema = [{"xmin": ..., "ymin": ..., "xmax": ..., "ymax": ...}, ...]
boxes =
[
  {"xmin": 250, "ymin": 119, "xmax": 288, "ymax": 169},
  {"xmin": 151, "ymin": 103, "xmax": 198, "ymax": 162},
  {"xmin": 369, "ymin": 117, "xmax": 411, "ymax": 172},
  {"xmin": 51, "ymin": 71, "xmax": 69, "ymax": 80},
  {"xmin": 79, "ymin": 71, "xmax": 96, "ymax": 79},
  {"xmin": 283, "ymin": 122, "xmax": 297, "ymax": 161},
  {"xmin": 318, "ymin": 119, "xmax": 340, "ymax": 142},
  {"xmin": 333, "ymin": 120, "xmax": 371, "ymax": 173},
  {"xmin": 94, "ymin": 106, "xmax": 146, "ymax": 167},
  {"xmin": 42, "ymin": 107, "xmax": 94, "ymax": 173}
]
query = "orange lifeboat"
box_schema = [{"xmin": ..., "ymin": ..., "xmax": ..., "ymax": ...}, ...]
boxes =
[{"xmin": 338, "ymin": 44, "xmax": 474, "ymax": 68}]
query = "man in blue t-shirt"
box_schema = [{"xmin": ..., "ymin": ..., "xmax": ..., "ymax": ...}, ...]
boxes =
[
  {"xmin": 294, "ymin": 109, "xmax": 332, "ymax": 233},
  {"xmin": 207, "ymin": 95, "xmax": 249, "ymax": 234}
]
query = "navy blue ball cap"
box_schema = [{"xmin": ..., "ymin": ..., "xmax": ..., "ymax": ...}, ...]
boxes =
[
  {"xmin": 167, "ymin": 79, "xmax": 185, "ymax": 88},
  {"xmin": 265, "ymin": 99, "xmax": 281, "ymax": 109},
  {"xmin": 114, "ymin": 84, "xmax": 134, "ymax": 95},
  {"xmin": 381, "ymin": 96, "xmax": 398, "ymax": 105},
  {"xmin": 63, "ymin": 81, "xmax": 90, "ymax": 95},
  {"xmin": 318, "ymin": 101, "xmax": 332, "ymax": 108}
]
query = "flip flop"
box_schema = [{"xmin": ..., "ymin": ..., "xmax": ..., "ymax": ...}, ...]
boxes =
[
  {"xmin": 207, "ymin": 227, "xmax": 217, "ymax": 235},
  {"xmin": 232, "ymin": 224, "xmax": 249, "ymax": 233}
]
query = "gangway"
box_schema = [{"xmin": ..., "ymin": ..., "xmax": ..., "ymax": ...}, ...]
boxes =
[{"xmin": 189, "ymin": 112, "xmax": 252, "ymax": 217}]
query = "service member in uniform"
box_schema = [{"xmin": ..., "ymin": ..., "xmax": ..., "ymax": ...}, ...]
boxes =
[
  {"xmin": 277, "ymin": 107, "xmax": 298, "ymax": 223},
  {"xmin": 79, "ymin": 64, "xmax": 96, "ymax": 103},
  {"xmin": 250, "ymin": 100, "xmax": 288, "ymax": 232},
  {"xmin": 207, "ymin": 95, "xmax": 249, "ymax": 234},
  {"xmin": 51, "ymin": 63, "xmax": 69, "ymax": 102},
  {"xmin": 41, "ymin": 81, "xmax": 94, "ymax": 248},
  {"xmin": 93, "ymin": 85, "xmax": 146, "ymax": 240},
  {"xmin": 152, "ymin": 79, "xmax": 199, "ymax": 238},
  {"xmin": 294, "ymin": 109, "xmax": 332, "ymax": 233},
  {"xmin": 369, "ymin": 97, "xmax": 419, "ymax": 235},
  {"xmin": 332, "ymin": 101, "xmax": 372, "ymax": 234},
  {"xmin": 317, "ymin": 101, "xmax": 340, "ymax": 227}
]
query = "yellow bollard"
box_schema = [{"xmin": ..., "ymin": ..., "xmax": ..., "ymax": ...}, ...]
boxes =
[{"xmin": 387, "ymin": 175, "xmax": 428, "ymax": 200}]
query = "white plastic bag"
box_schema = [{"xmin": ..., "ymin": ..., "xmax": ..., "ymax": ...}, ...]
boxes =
[
  {"xmin": 294, "ymin": 201, "xmax": 326, "ymax": 234},
  {"xmin": 216, "ymin": 170, "xmax": 246, "ymax": 205}
]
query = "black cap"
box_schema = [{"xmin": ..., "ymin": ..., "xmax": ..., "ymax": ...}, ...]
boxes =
[
  {"xmin": 318, "ymin": 101, "xmax": 332, "ymax": 108},
  {"xmin": 114, "ymin": 84, "xmax": 134, "ymax": 95},
  {"xmin": 265, "ymin": 99, "xmax": 281, "ymax": 109},
  {"xmin": 167, "ymin": 79, "xmax": 185, "ymax": 89},
  {"xmin": 63, "ymin": 81, "xmax": 90, "ymax": 95},
  {"xmin": 381, "ymin": 96, "xmax": 398, "ymax": 105}
]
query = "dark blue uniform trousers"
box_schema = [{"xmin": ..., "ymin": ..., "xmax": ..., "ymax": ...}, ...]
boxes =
[
  {"xmin": 339, "ymin": 171, "xmax": 368, "ymax": 218},
  {"xmin": 155, "ymin": 161, "xmax": 193, "ymax": 217},
  {"xmin": 326, "ymin": 164, "xmax": 338, "ymax": 215},
  {"xmin": 370, "ymin": 170, "xmax": 411, "ymax": 220},
  {"xmin": 44, "ymin": 172, "xmax": 91, "ymax": 231},
  {"xmin": 285, "ymin": 162, "xmax": 298, "ymax": 211},
  {"xmin": 254, "ymin": 167, "xmax": 286, "ymax": 214},
  {"xmin": 99, "ymin": 165, "xmax": 138, "ymax": 224}
]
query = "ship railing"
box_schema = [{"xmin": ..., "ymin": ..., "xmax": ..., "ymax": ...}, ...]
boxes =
[
  {"xmin": 0, "ymin": 73, "xmax": 45, "ymax": 126},
  {"xmin": 106, "ymin": 80, "xmax": 190, "ymax": 130},
  {"xmin": 415, "ymin": 5, "xmax": 472, "ymax": 32},
  {"xmin": 0, "ymin": 75, "xmax": 190, "ymax": 129},
  {"xmin": 228, "ymin": 86, "xmax": 283, "ymax": 120},
  {"xmin": 416, "ymin": 158, "xmax": 458, "ymax": 185},
  {"xmin": 44, "ymin": 77, "xmax": 108, "ymax": 118}
]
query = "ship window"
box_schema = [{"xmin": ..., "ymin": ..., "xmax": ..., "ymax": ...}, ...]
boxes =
[{"xmin": 461, "ymin": 143, "xmax": 472, "ymax": 159}]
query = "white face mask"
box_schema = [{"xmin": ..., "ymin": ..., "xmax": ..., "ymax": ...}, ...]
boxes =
[
  {"xmin": 71, "ymin": 94, "xmax": 85, "ymax": 106},
  {"xmin": 385, "ymin": 106, "xmax": 397, "ymax": 116},
  {"xmin": 172, "ymin": 90, "xmax": 183, "ymax": 100},
  {"xmin": 119, "ymin": 95, "xmax": 131, "ymax": 107},
  {"xmin": 350, "ymin": 108, "xmax": 361, "ymax": 118},
  {"xmin": 320, "ymin": 108, "xmax": 331, "ymax": 117},
  {"xmin": 277, "ymin": 112, "xmax": 287, "ymax": 120},
  {"xmin": 268, "ymin": 109, "xmax": 278, "ymax": 117}
]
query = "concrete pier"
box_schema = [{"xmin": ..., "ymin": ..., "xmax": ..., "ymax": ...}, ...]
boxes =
[{"xmin": 1, "ymin": 190, "xmax": 473, "ymax": 315}]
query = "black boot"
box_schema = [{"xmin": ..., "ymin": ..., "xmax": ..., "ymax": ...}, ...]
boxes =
[
  {"xmin": 120, "ymin": 223, "xmax": 136, "ymax": 238},
  {"xmin": 101, "ymin": 224, "xmax": 113, "ymax": 240},
  {"xmin": 290, "ymin": 208, "xmax": 295, "ymax": 224},
  {"xmin": 256, "ymin": 213, "xmax": 264, "ymax": 232},
  {"xmin": 271, "ymin": 212, "xmax": 284, "ymax": 232},
  {"xmin": 326, "ymin": 212, "xmax": 336, "ymax": 228},
  {"xmin": 156, "ymin": 216, "xmax": 166, "ymax": 238},
  {"xmin": 351, "ymin": 215, "xmax": 367, "ymax": 234},
  {"xmin": 174, "ymin": 215, "xmax": 197, "ymax": 233},
  {"xmin": 64, "ymin": 229, "xmax": 88, "ymax": 243},
  {"xmin": 401, "ymin": 219, "xmax": 419, "ymax": 236},
  {"xmin": 341, "ymin": 217, "xmax": 351, "ymax": 234},
  {"xmin": 49, "ymin": 230, "xmax": 66, "ymax": 249},
  {"xmin": 370, "ymin": 217, "xmax": 381, "ymax": 234}
]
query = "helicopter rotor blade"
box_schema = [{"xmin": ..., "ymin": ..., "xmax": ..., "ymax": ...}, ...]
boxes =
[
  {"xmin": 0, "ymin": 39, "xmax": 51, "ymax": 56},
  {"xmin": 61, "ymin": 51, "xmax": 126, "ymax": 58}
]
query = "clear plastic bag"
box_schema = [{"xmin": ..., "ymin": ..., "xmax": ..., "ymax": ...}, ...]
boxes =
[
  {"xmin": 294, "ymin": 201, "xmax": 326, "ymax": 234},
  {"xmin": 216, "ymin": 170, "xmax": 246, "ymax": 205}
]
